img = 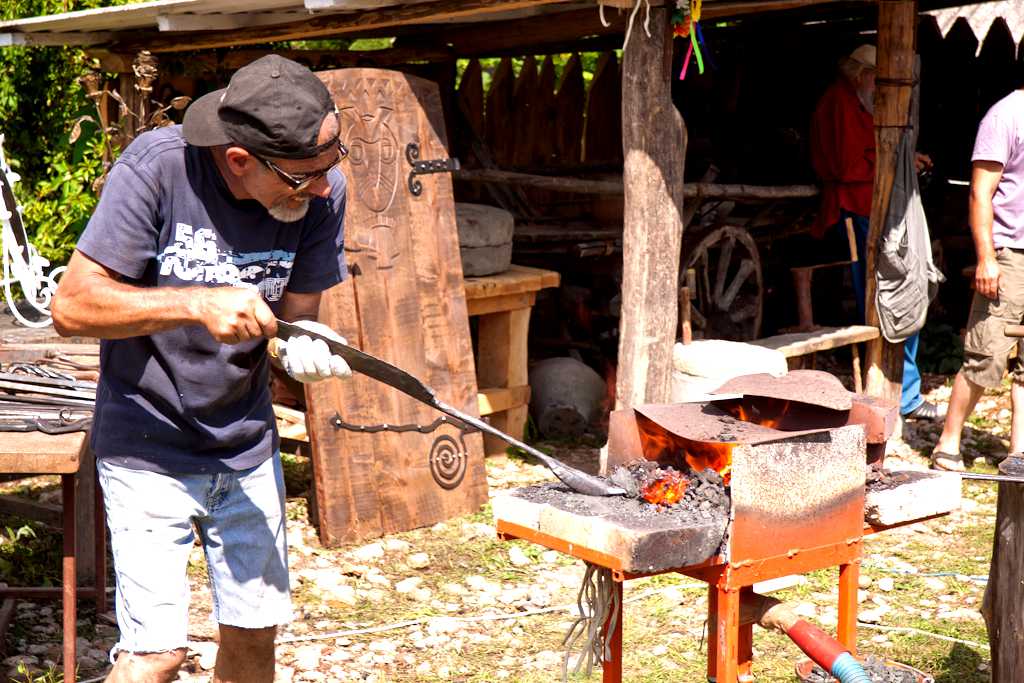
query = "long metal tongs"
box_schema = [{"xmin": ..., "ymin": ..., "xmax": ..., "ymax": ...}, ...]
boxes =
[{"xmin": 269, "ymin": 320, "xmax": 626, "ymax": 497}]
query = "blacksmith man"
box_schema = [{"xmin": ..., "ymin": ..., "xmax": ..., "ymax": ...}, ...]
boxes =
[{"xmin": 52, "ymin": 55, "xmax": 351, "ymax": 683}]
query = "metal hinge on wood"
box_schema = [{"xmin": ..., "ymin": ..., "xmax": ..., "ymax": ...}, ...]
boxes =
[{"xmin": 406, "ymin": 143, "xmax": 459, "ymax": 197}]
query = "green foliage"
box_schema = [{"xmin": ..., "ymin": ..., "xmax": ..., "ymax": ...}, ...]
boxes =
[
  {"xmin": 0, "ymin": 517, "xmax": 61, "ymax": 587},
  {"xmin": 11, "ymin": 661, "xmax": 66, "ymax": 683},
  {"xmin": 0, "ymin": 0, "xmax": 130, "ymax": 267}
]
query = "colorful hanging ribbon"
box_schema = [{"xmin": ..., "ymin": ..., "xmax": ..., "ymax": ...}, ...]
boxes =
[{"xmin": 676, "ymin": 0, "xmax": 711, "ymax": 80}]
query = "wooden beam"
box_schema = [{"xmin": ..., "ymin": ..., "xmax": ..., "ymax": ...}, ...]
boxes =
[
  {"xmin": 864, "ymin": 0, "xmax": 916, "ymax": 402},
  {"xmin": 89, "ymin": 45, "xmax": 455, "ymax": 74},
  {"xmin": 410, "ymin": 7, "xmax": 624, "ymax": 55},
  {"xmin": 455, "ymin": 168, "xmax": 819, "ymax": 199},
  {"xmin": 616, "ymin": 4, "xmax": 685, "ymax": 409},
  {"xmin": 0, "ymin": 31, "xmax": 113, "ymax": 46},
  {"xmin": 466, "ymin": 292, "xmax": 535, "ymax": 317},
  {"xmin": 456, "ymin": 168, "xmax": 624, "ymax": 194},
  {"xmin": 304, "ymin": 0, "xmax": 406, "ymax": 8},
  {"xmin": 477, "ymin": 385, "xmax": 531, "ymax": 416},
  {"xmin": 118, "ymin": 0, "xmax": 577, "ymax": 52},
  {"xmin": 0, "ymin": 494, "xmax": 62, "ymax": 528},
  {"xmin": 0, "ymin": 431, "xmax": 86, "ymax": 474},
  {"xmin": 751, "ymin": 325, "xmax": 880, "ymax": 358},
  {"xmin": 156, "ymin": 10, "xmax": 310, "ymax": 31}
]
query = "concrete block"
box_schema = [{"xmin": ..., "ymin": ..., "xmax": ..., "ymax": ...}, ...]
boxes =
[{"xmin": 865, "ymin": 470, "xmax": 961, "ymax": 527}]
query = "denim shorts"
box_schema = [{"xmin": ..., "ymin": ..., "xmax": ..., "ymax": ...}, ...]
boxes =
[{"xmin": 97, "ymin": 453, "xmax": 292, "ymax": 656}]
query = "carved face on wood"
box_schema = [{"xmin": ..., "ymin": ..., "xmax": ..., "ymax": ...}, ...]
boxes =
[{"xmin": 340, "ymin": 105, "xmax": 399, "ymax": 214}]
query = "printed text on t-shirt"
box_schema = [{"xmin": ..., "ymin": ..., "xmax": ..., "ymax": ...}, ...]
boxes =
[{"xmin": 157, "ymin": 222, "xmax": 293, "ymax": 301}]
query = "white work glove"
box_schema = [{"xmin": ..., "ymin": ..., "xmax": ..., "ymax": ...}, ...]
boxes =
[{"xmin": 279, "ymin": 320, "xmax": 352, "ymax": 383}]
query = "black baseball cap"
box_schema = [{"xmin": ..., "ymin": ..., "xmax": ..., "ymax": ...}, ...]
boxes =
[{"xmin": 183, "ymin": 54, "xmax": 337, "ymax": 160}]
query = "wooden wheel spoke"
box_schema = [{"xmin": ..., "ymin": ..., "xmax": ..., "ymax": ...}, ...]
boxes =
[
  {"xmin": 682, "ymin": 226, "xmax": 762, "ymax": 340},
  {"xmin": 712, "ymin": 236, "xmax": 736, "ymax": 305},
  {"xmin": 718, "ymin": 258, "xmax": 756, "ymax": 310},
  {"xmin": 691, "ymin": 306, "xmax": 708, "ymax": 329},
  {"xmin": 700, "ymin": 251, "xmax": 713, "ymax": 310}
]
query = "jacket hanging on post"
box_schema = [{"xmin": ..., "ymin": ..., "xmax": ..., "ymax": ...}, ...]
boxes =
[{"xmin": 875, "ymin": 129, "xmax": 944, "ymax": 342}]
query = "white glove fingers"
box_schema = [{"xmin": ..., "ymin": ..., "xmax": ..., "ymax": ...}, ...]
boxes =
[
  {"xmin": 297, "ymin": 336, "xmax": 321, "ymax": 378},
  {"xmin": 329, "ymin": 354, "xmax": 352, "ymax": 379},
  {"xmin": 280, "ymin": 323, "xmax": 352, "ymax": 384},
  {"xmin": 310, "ymin": 338, "xmax": 333, "ymax": 377}
]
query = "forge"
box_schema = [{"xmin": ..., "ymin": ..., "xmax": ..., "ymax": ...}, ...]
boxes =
[{"xmin": 493, "ymin": 370, "xmax": 961, "ymax": 683}]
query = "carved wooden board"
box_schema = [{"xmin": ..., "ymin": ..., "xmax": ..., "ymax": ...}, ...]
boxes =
[{"xmin": 307, "ymin": 68, "xmax": 488, "ymax": 545}]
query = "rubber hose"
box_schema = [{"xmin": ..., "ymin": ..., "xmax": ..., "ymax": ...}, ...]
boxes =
[
  {"xmin": 830, "ymin": 652, "xmax": 872, "ymax": 683},
  {"xmin": 786, "ymin": 620, "xmax": 871, "ymax": 683}
]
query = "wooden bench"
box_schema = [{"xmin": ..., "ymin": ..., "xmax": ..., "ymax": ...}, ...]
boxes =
[
  {"xmin": 0, "ymin": 430, "xmax": 106, "ymax": 683},
  {"xmin": 750, "ymin": 324, "xmax": 881, "ymax": 393},
  {"xmin": 463, "ymin": 264, "xmax": 560, "ymax": 456}
]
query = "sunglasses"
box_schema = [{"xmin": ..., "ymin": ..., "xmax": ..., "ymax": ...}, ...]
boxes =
[{"xmin": 252, "ymin": 139, "xmax": 349, "ymax": 193}]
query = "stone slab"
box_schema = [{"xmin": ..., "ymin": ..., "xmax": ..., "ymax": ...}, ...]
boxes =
[
  {"xmin": 492, "ymin": 484, "xmax": 726, "ymax": 574},
  {"xmin": 865, "ymin": 470, "xmax": 961, "ymax": 527}
]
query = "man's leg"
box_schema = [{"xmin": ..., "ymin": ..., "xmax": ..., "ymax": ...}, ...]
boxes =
[
  {"xmin": 901, "ymin": 332, "xmax": 924, "ymax": 415},
  {"xmin": 900, "ymin": 332, "xmax": 947, "ymax": 420},
  {"xmin": 104, "ymin": 650, "xmax": 187, "ymax": 683},
  {"xmin": 936, "ymin": 248, "xmax": 1024, "ymax": 466},
  {"xmin": 202, "ymin": 454, "xmax": 292, "ymax": 683},
  {"xmin": 933, "ymin": 370, "xmax": 986, "ymax": 463},
  {"xmin": 213, "ymin": 625, "xmax": 277, "ymax": 683},
  {"xmin": 97, "ymin": 460, "xmax": 206, "ymax": 683}
]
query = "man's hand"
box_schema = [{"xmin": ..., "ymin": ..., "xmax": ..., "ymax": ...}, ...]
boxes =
[
  {"xmin": 279, "ymin": 320, "xmax": 352, "ymax": 383},
  {"xmin": 193, "ymin": 286, "xmax": 277, "ymax": 344},
  {"xmin": 976, "ymin": 256, "xmax": 1001, "ymax": 300},
  {"xmin": 914, "ymin": 152, "xmax": 933, "ymax": 174}
]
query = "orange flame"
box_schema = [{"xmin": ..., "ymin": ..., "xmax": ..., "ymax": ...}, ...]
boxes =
[
  {"xmin": 728, "ymin": 398, "xmax": 791, "ymax": 430},
  {"xmin": 681, "ymin": 439, "xmax": 733, "ymax": 485},
  {"xmin": 637, "ymin": 418, "xmax": 733, "ymax": 485},
  {"xmin": 641, "ymin": 470, "xmax": 689, "ymax": 506}
]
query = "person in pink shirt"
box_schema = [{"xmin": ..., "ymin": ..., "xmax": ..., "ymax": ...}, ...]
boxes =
[{"xmin": 932, "ymin": 88, "xmax": 1024, "ymax": 471}]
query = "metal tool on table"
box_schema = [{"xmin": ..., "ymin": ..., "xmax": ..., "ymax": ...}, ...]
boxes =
[{"xmin": 268, "ymin": 319, "xmax": 626, "ymax": 497}]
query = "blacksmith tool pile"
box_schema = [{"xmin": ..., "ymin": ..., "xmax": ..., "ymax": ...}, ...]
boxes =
[{"xmin": 0, "ymin": 361, "xmax": 95, "ymax": 433}]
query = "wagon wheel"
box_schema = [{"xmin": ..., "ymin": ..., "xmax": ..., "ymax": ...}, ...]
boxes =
[{"xmin": 681, "ymin": 225, "xmax": 763, "ymax": 341}]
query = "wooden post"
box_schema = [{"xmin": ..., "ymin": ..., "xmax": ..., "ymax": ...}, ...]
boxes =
[
  {"xmin": 863, "ymin": 0, "xmax": 917, "ymax": 401},
  {"xmin": 616, "ymin": 3, "xmax": 686, "ymax": 409},
  {"xmin": 74, "ymin": 440, "xmax": 97, "ymax": 586},
  {"xmin": 984, "ymin": 481, "xmax": 1024, "ymax": 681}
]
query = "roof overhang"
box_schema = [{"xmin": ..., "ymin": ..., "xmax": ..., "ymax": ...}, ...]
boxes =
[{"xmin": 0, "ymin": 0, "xmax": 1013, "ymax": 52}]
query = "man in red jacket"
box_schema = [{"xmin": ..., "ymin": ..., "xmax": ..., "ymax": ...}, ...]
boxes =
[{"xmin": 810, "ymin": 44, "xmax": 942, "ymax": 420}]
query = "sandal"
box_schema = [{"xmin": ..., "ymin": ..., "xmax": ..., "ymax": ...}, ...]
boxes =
[
  {"xmin": 931, "ymin": 451, "xmax": 965, "ymax": 472},
  {"xmin": 904, "ymin": 401, "xmax": 947, "ymax": 421}
]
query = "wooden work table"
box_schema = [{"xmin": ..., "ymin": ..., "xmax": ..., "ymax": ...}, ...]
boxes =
[
  {"xmin": 0, "ymin": 429, "xmax": 104, "ymax": 683},
  {"xmin": 463, "ymin": 264, "xmax": 560, "ymax": 457}
]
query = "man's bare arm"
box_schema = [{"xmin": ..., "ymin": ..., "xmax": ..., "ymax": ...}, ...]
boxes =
[
  {"xmin": 278, "ymin": 290, "xmax": 322, "ymax": 324},
  {"xmin": 970, "ymin": 160, "xmax": 1004, "ymax": 300},
  {"xmin": 51, "ymin": 250, "xmax": 276, "ymax": 342}
]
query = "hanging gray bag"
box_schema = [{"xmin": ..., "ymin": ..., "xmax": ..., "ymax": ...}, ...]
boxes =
[{"xmin": 874, "ymin": 129, "xmax": 945, "ymax": 343}]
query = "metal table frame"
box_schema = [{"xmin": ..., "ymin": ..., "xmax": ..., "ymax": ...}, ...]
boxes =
[{"xmin": 497, "ymin": 514, "xmax": 944, "ymax": 683}]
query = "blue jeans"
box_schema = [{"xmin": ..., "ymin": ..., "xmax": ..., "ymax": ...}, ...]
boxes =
[
  {"xmin": 844, "ymin": 211, "xmax": 924, "ymax": 415},
  {"xmin": 98, "ymin": 453, "xmax": 292, "ymax": 657}
]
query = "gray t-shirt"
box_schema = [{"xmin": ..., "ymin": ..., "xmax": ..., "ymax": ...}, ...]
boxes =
[
  {"xmin": 77, "ymin": 125, "xmax": 347, "ymax": 473},
  {"xmin": 972, "ymin": 89, "xmax": 1024, "ymax": 249}
]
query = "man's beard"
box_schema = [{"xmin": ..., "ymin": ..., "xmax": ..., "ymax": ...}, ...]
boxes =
[
  {"xmin": 856, "ymin": 86, "xmax": 875, "ymax": 115},
  {"xmin": 268, "ymin": 196, "xmax": 310, "ymax": 222}
]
